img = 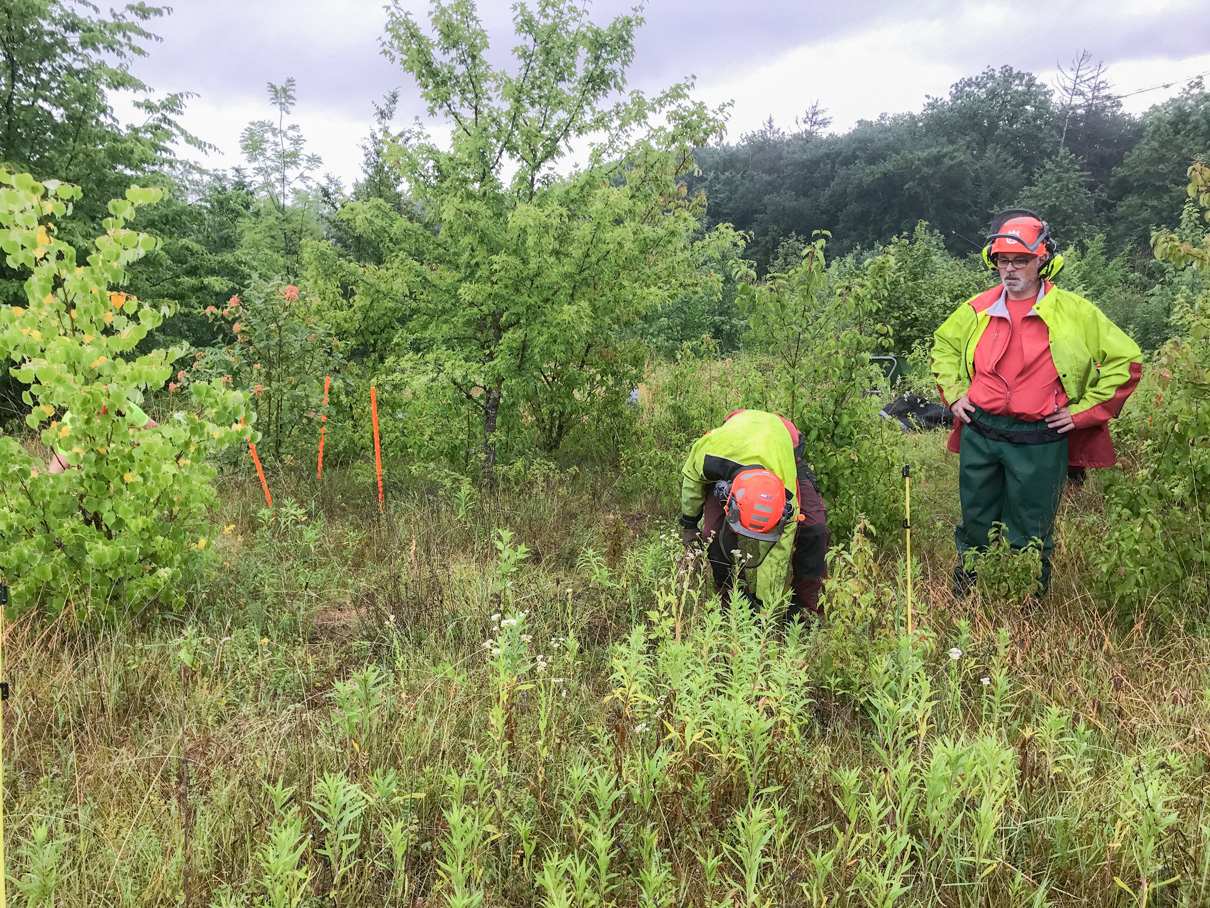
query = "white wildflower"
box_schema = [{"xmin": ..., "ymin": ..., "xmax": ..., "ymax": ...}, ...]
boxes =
[
  {"xmin": 491, "ymin": 647, "xmax": 501, "ymax": 656},
  {"xmin": 981, "ymin": 676, "xmax": 991, "ymax": 686},
  {"xmin": 634, "ymin": 723, "xmax": 648, "ymax": 734},
  {"xmin": 949, "ymin": 647, "xmax": 962, "ymax": 661},
  {"xmin": 490, "ymin": 613, "xmax": 501, "ymax": 622}
]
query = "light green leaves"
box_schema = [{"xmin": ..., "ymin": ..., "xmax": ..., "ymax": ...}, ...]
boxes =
[{"xmin": 0, "ymin": 168, "xmax": 250, "ymax": 618}]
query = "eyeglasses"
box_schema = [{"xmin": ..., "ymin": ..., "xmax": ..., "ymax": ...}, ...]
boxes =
[{"xmin": 995, "ymin": 255, "xmax": 1035, "ymax": 270}]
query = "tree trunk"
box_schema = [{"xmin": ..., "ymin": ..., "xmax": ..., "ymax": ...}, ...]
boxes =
[{"xmin": 482, "ymin": 382, "xmax": 502, "ymax": 471}]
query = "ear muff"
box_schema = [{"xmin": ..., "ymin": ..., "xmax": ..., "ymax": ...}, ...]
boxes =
[{"xmin": 1039, "ymin": 252, "xmax": 1064, "ymax": 281}]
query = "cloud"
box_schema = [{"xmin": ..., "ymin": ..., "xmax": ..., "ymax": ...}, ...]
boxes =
[{"xmin": 115, "ymin": 0, "xmax": 1210, "ymax": 185}]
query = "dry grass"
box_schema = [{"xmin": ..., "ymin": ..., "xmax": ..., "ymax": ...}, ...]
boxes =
[{"xmin": 1, "ymin": 435, "xmax": 1207, "ymax": 906}]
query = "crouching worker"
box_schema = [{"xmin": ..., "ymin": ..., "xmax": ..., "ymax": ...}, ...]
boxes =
[{"xmin": 679, "ymin": 409, "xmax": 829, "ymax": 621}]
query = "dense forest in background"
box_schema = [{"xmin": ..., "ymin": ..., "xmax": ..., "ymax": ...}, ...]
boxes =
[
  {"xmin": 2, "ymin": 3, "xmax": 1208, "ymax": 356},
  {"xmin": 688, "ymin": 63, "xmax": 1205, "ymax": 267}
]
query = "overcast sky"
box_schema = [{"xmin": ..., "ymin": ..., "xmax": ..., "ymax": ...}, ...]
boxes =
[{"xmin": 112, "ymin": 0, "xmax": 1210, "ymax": 188}]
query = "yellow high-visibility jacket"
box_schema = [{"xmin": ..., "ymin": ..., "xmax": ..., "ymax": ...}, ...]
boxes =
[{"xmin": 681, "ymin": 409, "xmax": 800, "ymax": 605}]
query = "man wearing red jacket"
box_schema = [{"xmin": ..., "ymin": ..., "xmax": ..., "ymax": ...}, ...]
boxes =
[{"xmin": 931, "ymin": 210, "xmax": 1141, "ymax": 596}]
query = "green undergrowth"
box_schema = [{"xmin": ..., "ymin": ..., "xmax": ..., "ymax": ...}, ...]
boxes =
[{"xmin": 3, "ymin": 436, "xmax": 1210, "ymax": 907}]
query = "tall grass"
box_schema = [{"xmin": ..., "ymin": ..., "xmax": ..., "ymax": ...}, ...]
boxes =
[{"xmin": 2, "ymin": 433, "xmax": 1208, "ymax": 906}]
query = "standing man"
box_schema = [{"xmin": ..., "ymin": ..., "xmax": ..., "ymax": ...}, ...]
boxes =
[
  {"xmin": 679, "ymin": 408, "xmax": 829, "ymax": 620},
  {"xmin": 931, "ymin": 209, "xmax": 1141, "ymax": 596}
]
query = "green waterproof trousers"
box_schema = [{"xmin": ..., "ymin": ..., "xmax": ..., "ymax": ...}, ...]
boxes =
[{"xmin": 955, "ymin": 408, "xmax": 1069, "ymax": 594}]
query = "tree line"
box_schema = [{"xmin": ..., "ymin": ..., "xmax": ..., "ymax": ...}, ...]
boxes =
[
  {"xmin": 2, "ymin": 0, "xmax": 1208, "ymax": 451},
  {"xmin": 685, "ymin": 61, "xmax": 1209, "ymax": 271}
]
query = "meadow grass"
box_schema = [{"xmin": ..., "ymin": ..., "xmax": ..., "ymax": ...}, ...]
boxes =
[{"xmin": 3, "ymin": 433, "xmax": 1209, "ymax": 907}]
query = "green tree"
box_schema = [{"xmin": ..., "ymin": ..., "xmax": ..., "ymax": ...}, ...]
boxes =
[
  {"xmin": 122, "ymin": 169, "xmax": 257, "ymax": 351},
  {"xmin": 378, "ymin": 0, "xmax": 728, "ymax": 468},
  {"xmin": 737, "ymin": 232, "xmax": 899, "ymax": 541},
  {"xmin": 0, "ymin": 169, "xmax": 249, "ymax": 617},
  {"xmin": 633, "ymin": 227, "xmax": 748, "ymax": 356},
  {"xmin": 922, "ymin": 66, "xmax": 1058, "ymax": 178},
  {"xmin": 1094, "ymin": 161, "xmax": 1210, "ymax": 610},
  {"xmin": 237, "ymin": 78, "xmax": 325, "ymax": 280},
  {"xmin": 1016, "ymin": 148, "xmax": 1100, "ymax": 248},
  {"xmin": 1053, "ymin": 51, "xmax": 1139, "ymax": 191},
  {"xmin": 857, "ymin": 221, "xmax": 985, "ymax": 355},
  {"xmin": 1112, "ymin": 81, "xmax": 1210, "ymax": 250},
  {"xmin": 0, "ymin": 0, "xmax": 208, "ymax": 248},
  {"xmin": 187, "ymin": 278, "xmax": 345, "ymax": 461},
  {"xmin": 0, "ymin": 1, "xmax": 215, "ymax": 415}
]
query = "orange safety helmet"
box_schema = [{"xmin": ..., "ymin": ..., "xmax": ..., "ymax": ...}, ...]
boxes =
[
  {"xmin": 722, "ymin": 468, "xmax": 794, "ymax": 542},
  {"xmin": 988, "ymin": 216, "xmax": 1050, "ymax": 257},
  {"xmin": 982, "ymin": 208, "xmax": 1063, "ymax": 279}
]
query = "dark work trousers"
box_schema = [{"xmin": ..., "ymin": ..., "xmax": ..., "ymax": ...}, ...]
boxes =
[
  {"xmin": 955, "ymin": 408, "xmax": 1069, "ymax": 594},
  {"xmin": 703, "ymin": 460, "xmax": 829, "ymax": 619}
]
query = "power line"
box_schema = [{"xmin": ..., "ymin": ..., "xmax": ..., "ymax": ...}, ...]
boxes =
[{"xmin": 1111, "ymin": 69, "xmax": 1210, "ymax": 101}]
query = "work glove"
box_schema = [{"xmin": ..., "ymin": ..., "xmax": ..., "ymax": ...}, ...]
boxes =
[{"xmin": 681, "ymin": 523, "xmax": 704, "ymax": 549}]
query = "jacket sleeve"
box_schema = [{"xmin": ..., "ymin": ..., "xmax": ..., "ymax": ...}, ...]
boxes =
[
  {"xmin": 680, "ymin": 440, "xmax": 708, "ymax": 525},
  {"xmin": 1068, "ymin": 308, "xmax": 1143, "ymax": 427},
  {"xmin": 931, "ymin": 305, "xmax": 973, "ymax": 408}
]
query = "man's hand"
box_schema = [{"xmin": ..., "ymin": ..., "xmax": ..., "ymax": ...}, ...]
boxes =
[
  {"xmin": 951, "ymin": 395, "xmax": 975, "ymax": 425},
  {"xmin": 1045, "ymin": 406, "xmax": 1075, "ymax": 434},
  {"xmin": 681, "ymin": 523, "xmax": 704, "ymax": 548}
]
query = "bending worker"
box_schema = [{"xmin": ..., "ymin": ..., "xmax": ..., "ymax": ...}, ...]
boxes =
[
  {"xmin": 679, "ymin": 408, "xmax": 829, "ymax": 620},
  {"xmin": 931, "ymin": 209, "xmax": 1141, "ymax": 597}
]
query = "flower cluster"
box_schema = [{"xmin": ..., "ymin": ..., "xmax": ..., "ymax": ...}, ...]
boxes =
[
  {"xmin": 482, "ymin": 609, "xmax": 531, "ymax": 664},
  {"xmin": 481, "ymin": 610, "xmax": 571, "ymax": 694}
]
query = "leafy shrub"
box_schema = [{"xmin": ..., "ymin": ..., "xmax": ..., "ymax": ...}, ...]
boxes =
[
  {"xmin": 634, "ymin": 229, "xmax": 749, "ymax": 356},
  {"xmin": 1092, "ymin": 162, "xmax": 1210, "ymax": 614},
  {"xmin": 963, "ymin": 523, "xmax": 1043, "ymax": 605},
  {"xmin": 738, "ymin": 232, "xmax": 903, "ymax": 541},
  {"xmin": 852, "ymin": 221, "xmax": 986, "ymax": 356},
  {"xmin": 189, "ymin": 276, "xmax": 344, "ymax": 462},
  {"xmin": 0, "ymin": 170, "xmax": 249, "ymax": 617},
  {"xmin": 1066, "ymin": 233, "xmax": 1179, "ymax": 352}
]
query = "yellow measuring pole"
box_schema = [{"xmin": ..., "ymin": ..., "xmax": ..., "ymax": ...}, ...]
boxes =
[{"xmin": 905, "ymin": 464, "xmax": 909, "ymax": 634}]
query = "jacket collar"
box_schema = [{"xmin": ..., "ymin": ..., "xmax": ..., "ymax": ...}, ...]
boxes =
[{"xmin": 969, "ymin": 281, "xmax": 1053, "ymax": 315}]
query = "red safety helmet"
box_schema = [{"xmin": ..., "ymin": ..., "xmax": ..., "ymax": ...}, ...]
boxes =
[
  {"xmin": 723, "ymin": 468, "xmax": 793, "ymax": 542},
  {"xmin": 988, "ymin": 216, "xmax": 1050, "ymax": 257}
]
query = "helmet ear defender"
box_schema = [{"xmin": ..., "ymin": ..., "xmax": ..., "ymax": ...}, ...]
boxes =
[
  {"xmin": 714, "ymin": 470, "xmax": 795, "ymax": 542},
  {"xmin": 982, "ymin": 208, "xmax": 1062, "ymax": 281}
]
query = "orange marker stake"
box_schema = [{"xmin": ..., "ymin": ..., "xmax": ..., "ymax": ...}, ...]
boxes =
[
  {"xmin": 250, "ymin": 443, "xmax": 272, "ymax": 509},
  {"xmin": 242, "ymin": 417, "xmax": 272, "ymax": 508},
  {"xmin": 317, "ymin": 375, "xmax": 330, "ymax": 480},
  {"xmin": 371, "ymin": 386, "xmax": 383, "ymax": 512}
]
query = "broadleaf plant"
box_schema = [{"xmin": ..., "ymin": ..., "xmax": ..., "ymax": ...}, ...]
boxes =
[{"xmin": 0, "ymin": 169, "xmax": 250, "ymax": 618}]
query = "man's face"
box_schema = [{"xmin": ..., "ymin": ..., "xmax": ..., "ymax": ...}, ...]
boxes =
[{"xmin": 995, "ymin": 252, "xmax": 1044, "ymax": 299}]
